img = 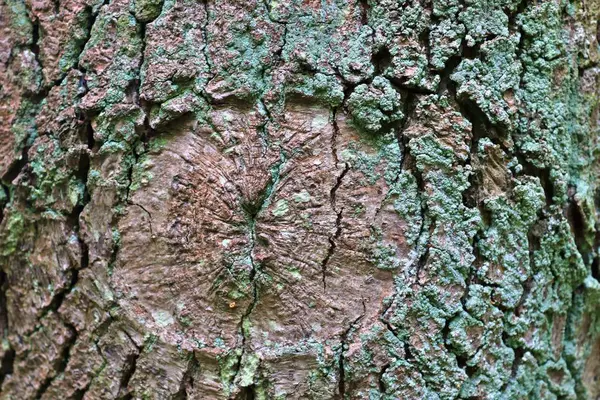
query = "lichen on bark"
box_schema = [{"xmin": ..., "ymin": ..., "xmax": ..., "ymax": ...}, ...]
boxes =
[{"xmin": 1, "ymin": 0, "xmax": 600, "ymax": 398}]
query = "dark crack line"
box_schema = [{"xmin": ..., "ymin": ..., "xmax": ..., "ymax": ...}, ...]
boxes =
[
  {"xmin": 322, "ymin": 164, "xmax": 349, "ymax": 289},
  {"xmin": 117, "ymin": 352, "xmax": 141, "ymax": 399},
  {"xmin": 28, "ymin": 119, "xmax": 93, "ymax": 398},
  {"xmin": 378, "ymin": 363, "xmax": 390, "ymax": 395},
  {"xmin": 114, "ymin": 331, "xmax": 143, "ymax": 399},
  {"xmin": 0, "ymin": 341, "xmax": 15, "ymax": 389},
  {"xmin": 200, "ymin": 0, "xmax": 215, "ymax": 82},
  {"xmin": 173, "ymin": 354, "xmax": 199, "ymax": 400},
  {"xmin": 256, "ymin": 101, "xmax": 271, "ymax": 153},
  {"xmin": 331, "ymin": 108, "xmax": 341, "ymax": 166},
  {"xmin": 34, "ymin": 322, "xmax": 78, "ymax": 399},
  {"xmin": 232, "ymin": 155, "xmax": 286, "ymax": 393},
  {"xmin": 71, "ymin": 385, "xmax": 91, "ymax": 400},
  {"xmin": 129, "ymin": 203, "xmax": 154, "ymax": 237},
  {"xmin": 338, "ymin": 300, "xmax": 365, "ymax": 399},
  {"xmin": 411, "ymin": 166, "xmax": 433, "ymax": 286}
]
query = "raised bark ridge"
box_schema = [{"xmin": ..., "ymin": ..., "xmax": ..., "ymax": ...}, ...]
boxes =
[{"xmin": 0, "ymin": 0, "xmax": 599, "ymax": 398}]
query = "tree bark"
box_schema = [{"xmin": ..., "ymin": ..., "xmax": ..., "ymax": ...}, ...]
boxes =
[{"xmin": 1, "ymin": 0, "xmax": 600, "ymax": 398}]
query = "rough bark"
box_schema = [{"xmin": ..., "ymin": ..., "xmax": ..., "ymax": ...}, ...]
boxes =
[{"xmin": 1, "ymin": 0, "xmax": 600, "ymax": 398}]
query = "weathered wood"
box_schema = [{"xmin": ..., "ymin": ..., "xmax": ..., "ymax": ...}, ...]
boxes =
[{"xmin": 0, "ymin": 0, "xmax": 599, "ymax": 398}]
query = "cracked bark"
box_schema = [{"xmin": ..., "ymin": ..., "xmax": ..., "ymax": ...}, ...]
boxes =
[{"xmin": 1, "ymin": 0, "xmax": 600, "ymax": 398}]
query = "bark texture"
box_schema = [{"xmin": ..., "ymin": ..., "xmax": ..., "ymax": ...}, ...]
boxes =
[{"xmin": 1, "ymin": 0, "xmax": 600, "ymax": 398}]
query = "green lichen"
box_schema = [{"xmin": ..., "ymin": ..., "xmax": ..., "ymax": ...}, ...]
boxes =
[
  {"xmin": 429, "ymin": 18, "xmax": 466, "ymax": 70},
  {"xmin": 451, "ymin": 35, "xmax": 522, "ymax": 128},
  {"xmin": 271, "ymin": 199, "xmax": 289, "ymax": 217},
  {"xmin": 347, "ymin": 77, "xmax": 404, "ymax": 135},
  {"xmin": 339, "ymin": 131, "xmax": 402, "ymax": 186},
  {"xmin": 4, "ymin": 0, "xmax": 33, "ymax": 45},
  {"xmin": 0, "ymin": 210, "xmax": 25, "ymax": 256},
  {"xmin": 134, "ymin": 0, "xmax": 164, "ymax": 22},
  {"xmin": 287, "ymin": 73, "xmax": 345, "ymax": 107}
]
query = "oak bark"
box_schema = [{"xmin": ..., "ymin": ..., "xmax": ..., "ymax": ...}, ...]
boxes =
[{"xmin": 1, "ymin": 0, "xmax": 600, "ymax": 398}]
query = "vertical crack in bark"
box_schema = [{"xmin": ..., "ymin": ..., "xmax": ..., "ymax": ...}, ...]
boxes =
[
  {"xmin": 236, "ymin": 384, "xmax": 256, "ymax": 400},
  {"xmin": 411, "ymin": 167, "xmax": 432, "ymax": 286},
  {"xmin": 0, "ymin": 184, "xmax": 8, "ymax": 224},
  {"xmin": 116, "ymin": 332, "xmax": 143, "ymax": 399},
  {"xmin": 377, "ymin": 363, "xmax": 390, "ymax": 395},
  {"xmin": 232, "ymin": 155, "xmax": 286, "ymax": 392},
  {"xmin": 565, "ymin": 190, "xmax": 593, "ymax": 267},
  {"xmin": 358, "ymin": 0, "xmax": 370, "ymax": 27},
  {"xmin": 0, "ymin": 270, "xmax": 14, "ymax": 388},
  {"xmin": 1, "ymin": 147, "xmax": 29, "ymax": 188},
  {"xmin": 34, "ymin": 323, "xmax": 77, "ymax": 399},
  {"xmin": 29, "ymin": 103, "xmax": 94, "ymax": 398},
  {"xmin": 380, "ymin": 297, "xmax": 399, "ymax": 338},
  {"xmin": 0, "ymin": 270, "xmax": 8, "ymax": 340},
  {"xmin": 331, "ymin": 108, "xmax": 340, "ymax": 166},
  {"xmin": 338, "ymin": 300, "xmax": 365, "ymax": 399},
  {"xmin": 31, "ymin": 19, "xmax": 44, "ymax": 83},
  {"xmin": 71, "ymin": 383, "xmax": 91, "ymax": 400},
  {"xmin": 2, "ymin": 0, "xmax": 103, "ymax": 189},
  {"xmin": 130, "ymin": 203, "xmax": 154, "ymax": 237},
  {"xmin": 173, "ymin": 354, "xmax": 199, "ymax": 400},
  {"xmin": 200, "ymin": 0, "xmax": 214, "ymax": 82},
  {"xmin": 498, "ymin": 225, "xmax": 539, "ymax": 391},
  {"xmin": 256, "ymin": 101, "xmax": 271, "ymax": 152},
  {"xmin": 322, "ymin": 164, "xmax": 349, "ymax": 290},
  {"xmin": 117, "ymin": 352, "xmax": 141, "ymax": 399},
  {"xmin": 0, "ymin": 345, "xmax": 15, "ymax": 390},
  {"xmin": 20, "ymin": 119, "xmax": 92, "ymax": 336},
  {"xmin": 79, "ymin": 321, "xmax": 114, "ymax": 396}
]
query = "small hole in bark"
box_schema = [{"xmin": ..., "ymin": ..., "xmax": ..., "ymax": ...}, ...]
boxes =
[
  {"xmin": 565, "ymin": 192, "xmax": 591, "ymax": 266},
  {"xmin": 403, "ymin": 342, "xmax": 414, "ymax": 360},
  {"xmin": 372, "ymin": 47, "xmax": 392, "ymax": 75},
  {"xmin": 592, "ymin": 257, "xmax": 599, "ymax": 281},
  {"xmin": 0, "ymin": 346, "xmax": 15, "ymax": 387},
  {"xmin": 238, "ymin": 385, "xmax": 255, "ymax": 400},
  {"xmin": 359, "ymin": 0, "xmax": 369, "ymax": 25}
]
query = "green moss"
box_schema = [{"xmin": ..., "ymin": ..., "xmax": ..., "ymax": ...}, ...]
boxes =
[
  {"xmin": 237, "ymin": 352, "xmax": 260, "ymax": 387},
  {"xmin": 129, "ymin": 155, "xmax": 154, "ymax": 193},
  {"xmin": 271, "ymin": 199, "xmax": 289, "ymax": 217}
]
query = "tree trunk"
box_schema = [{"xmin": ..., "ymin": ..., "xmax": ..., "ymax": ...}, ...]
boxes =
[{"xmin": 1, "ymin": 0, "xmax": 599, "ymax": 398}]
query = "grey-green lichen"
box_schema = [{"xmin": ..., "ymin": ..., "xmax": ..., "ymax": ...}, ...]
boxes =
[
  {"xmin": 1, "ymin": 0, "xmax": 599, "ymax": 398},
  {"xmin": 347, "ymin": 77, "xmax": 404, "ymax": 134}
]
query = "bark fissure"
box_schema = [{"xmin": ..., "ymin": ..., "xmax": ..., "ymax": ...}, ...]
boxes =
[
  {"xmin": 200, "ymin": 0, "xmax": 214, "ymax": 82},
  {"xmin": 338, "ymin": 300, "xmax": 365, "ymax": 399},
  {"xmin": 322, "ymin": 164, "xmax": 349, "ymax": 289},
  {"xmin": 0, "ymin": 344, "xmax": 15, "ymax": 389},
  {"xmin": 377, "ymin": 363, "xmax": 389, "ymax": 395},
  {"xmin": 115, "ymin": 332, "xmax": 143, "ymax": 399},
  {"xmin": 34, "ymin": 323, "xmax": 77, "ymax": 399},
  {"xmin": 1, "ymin": 0, "xmax": 599, "ymax": 397},
  {"xmin": 232, "ymin": 155, "xmax": 286, "ymax": 392},
  {"xmin": 331, "ymin": 108, "xmax": 340, "ymax": 166}
]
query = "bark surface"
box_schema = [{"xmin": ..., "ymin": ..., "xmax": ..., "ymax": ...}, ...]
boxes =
[{"xmin": 1, "ymin": 0, "xmax": 600, "ymax": 398}]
